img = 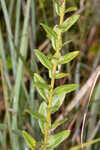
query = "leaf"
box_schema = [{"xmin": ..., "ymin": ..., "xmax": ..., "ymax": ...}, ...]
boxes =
[
  {"xmin": 22, "ymin": 131, "xmax": 36, "ymax": 150},
  {"xmin": 34, "ymin": 49, "xmax": 52, "ymax": 70},
  {"xmin": 33, "ymin": 82, "xmax": 50, "ymax": 90},
  {"xmin": 47, "ymin": 130, "xmax": 70, "ymax": 149},
  {"xmin": 55, "ymin": 2, "xmax": 61, "ymax": 16},
  {"xmin": 38, "ymin": 102, "xmax": 48, "ymax": 133},
  {"xmin": 62, "ymin": 40, "xmax": 72, "ymax": 47},
  {"xmin": 26, "ymin": 109, "xmax": 46, "ymax": 121},
  {"xmin": 51, "ymin": 25, "xmax": 62, "ymax": 50},
  {"xmin": 40, "ymin": 23, "xmax": 57, "ymax": 39},
  {"xmin": 51, "ymin": 94, "xmax": 66, "ymax": 114},
  {"xmin": 54, "ymin": 84, "xmax": 78, "ymax": 96},
  {"xmin": 55, "ymin": 73, "xmax": 69, "ymax": 79},
  {"xmin": 51, "ymin": 118, "xmax": 68, "ymax": 129},
  {"xmin": 59, "ymin": 51, "xmax": 79, "ymax": 64},
  {"xmin": 34, "ymin": 73, "xmax": 49, "ymax": 102},
  {"xmin": 65, "ymin": 7, "xmax": 77, "ymax": 13},
  {"xmin": 70, "ymin": 138, "xmax": 100, "ymax": 150},
  {"xmin": 57, "ymin": 15, "xmax": 80, "ymax": 33}
]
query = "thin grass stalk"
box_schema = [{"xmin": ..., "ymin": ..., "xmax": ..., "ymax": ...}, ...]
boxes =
[
  {"xmin": 0, "ymin": 0, "xmax": 16, "ymax": 78},
  {"xmin": 8, "ymin": 0, "xmax": 15, "ymax": 21},
  {"xmin": 30, "ymin": 0, "xmax": 41, "ymax": 139},
  {"xmin": 0, "ymin": 61, "xmax": 12, "ymax": 148},
  {"xmin": 0, "ymin": 131, "xmax": 7, "ymax": 150},
  {"xmin": 43, "ymin": 1, "xmax": 66, "ymax": 150},
  {"xmin": 14, "ymin": 0, "xmax": 21, "ymax": 47},
  {"xmin": 12, "ymin": 0, "xmax": 31, "ymax": 149},
  {"xmin": 86, "ymin": 82, "xmax": 100, "ymax": 150},
  {"xmin": 0, "ymin": 27, "xmax": 12, "ymax": 89}
]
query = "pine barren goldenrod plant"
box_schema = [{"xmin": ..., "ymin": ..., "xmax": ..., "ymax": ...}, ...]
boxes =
[{"xmin": 22, "ymin": 0, "xmax": 80, "ymax": 150}]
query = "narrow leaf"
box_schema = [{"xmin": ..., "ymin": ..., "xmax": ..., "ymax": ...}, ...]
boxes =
[
  {"xmin": 34, "ymin": 49, "xmax": 52, "ymax": 69},
  {"xmin": 22, "ymin": 131, "xmax": 36, "ymax": 150},
  {"xmin": 54, "ymin": 84, "xmax": 78, "ymax": 96},
  {"xmin": 51, "ymin": 118, "xmax": 68, "ymax": 129},
  {"xmin": 38, "ymin": 102, "xmax": 48, "ymax": 133},
  {"xmin": 55, "ymin": 73, "xmax": 69, "ymax": 79},
  {"xmin": 55, "ymin": 3, "xmax": 61, "ymax": 16},
  {"xmin": 34, "ymin": 73, "xmax": 49, "ymax": 102},
  {"xmin": 47, "ymin": 130, "xmax": 70, "ymax": 149},
  {"xmin": 70, "ymin": 138, "xmax": 100, "ymax": 150},
  {"xmin": 65, "ymin": 7, "xmax": 77, "ymax": 13},
  {"xmin": 57, "ymin": 15, "xmax": 80, "ymax": 33},
  {"xmin": 33, "ymin": 82, "xmax": 50, "ymax": 89},
  {"xmin": 59, "ymin": 51, "xmax": 79, "ymax": 64},
  {"xmin": 40, "ymin": 23, "xmax": 57, "ymax": 39},
  {"xmin": 51, "ymin": 94, "xmax": 65, "ymax": 114},
  {"xmin": 26, "ymin": 109, "xmax": 46, "ymax": 121}
]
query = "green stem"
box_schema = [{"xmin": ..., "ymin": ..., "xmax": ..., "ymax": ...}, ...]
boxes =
[{"xmin": 43, "ymin": 1, "xmax": 66, "ymax": 150}]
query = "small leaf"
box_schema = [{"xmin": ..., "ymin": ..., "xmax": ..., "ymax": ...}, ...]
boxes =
[
  {"xmin": 51, "ymin": 25, "xmax": 62, "ymax": 50},
  {"xmin": 70, "ymin": 138, "xmax": 100, "ymax": 150},
  {"xmin": 22, "ymin": 131, "xmax": 36, "ymax": 150},
  {"xmin": 47, "ymin": 130, "xmax": 70, "ymax": 149},
  {"xmin": 65, "ymin": 7, "xmax": 77, "ymax": 13},
  {"xmin": 38, "ymin": 102, "xmax": 48, "ymax": 133},
  {"xmin": 54, "ymin": 84, "xmax": 78, "ymax": 96},
  {"xmin": 34, "ymin": 49, "xmax": 52, "ymax": 70},
  {"xmin": 40, "ymin": 23, "xmax": 57, "ymax": 39},
  {"xmin": 33, "ymin": 82, "xmax": 50, "ymax": 89},
  {"xmin": 51, "ymin": 94, "xmax": 65, "ymax": 114},
  {"xmin": 51, "ymin": 118, "xmax": 68, "ymax": 129},
  {"xmin": 26, "ymin": 109, "xmax": 46, "ymax": 121},
  {"xmin": 34, "ymin": 73, "xmax": 49, "ymax": 102},
  {"xmin": 59, "ymin": 51, "xmax": 79, "ymax": 64},
  {"xmin": 57, "ymin": 15, "xmax": 80, "ymax": 33},
  {"xmin": 62, "ymin": 40, "xmax": 72, "ymax": 47},
  {"xmin": 55, "ymin": 73, "xmax": 69, "ymax": 79},
  {"xmin": 55, "ymin": 3, "xmax": 61, "ymax": 16}
]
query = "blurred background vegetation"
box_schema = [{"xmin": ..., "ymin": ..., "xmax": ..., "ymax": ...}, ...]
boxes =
[{"xmin": 0, "ymin": 0, "xmax": 100, "ymax": 150}]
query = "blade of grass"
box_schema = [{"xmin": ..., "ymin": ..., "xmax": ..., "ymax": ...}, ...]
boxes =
[
  {"xmin": 0, "ymin": 61, "xmax": 13, "ymax": 148},
  {"xmin": 0, "ymin": 27, "xmax": 12, "ymax": 89},
  {"xmin": 0, "ymin": 0, "xmax": 16, "ymax": 78},
  {"xmin": 8, "ymin": 0, "xmax": 15, "ymax": 21},
  {"xmin": 12, "ymin": 0, "xmax": 31, "ymax": 150},
  {"xmin": 14, "ymin": 0, "xmax": 21, "ymax": 47}
]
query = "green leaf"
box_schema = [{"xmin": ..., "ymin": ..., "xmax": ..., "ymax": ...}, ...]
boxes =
[
  {"xmin": 0, "ymin": 123, "xmax": 7, "ymax": 130},
  {"xmin": 57, "ymin": 15, "xmax": 80, "ymax": 33},
  {"xmin": 47, "ymin": 130, "xmax": 70, "ymax": 149},
  {"xmin": 33, "ymin": 82, "xmax": 50, "ymax": 90},
  {"xmin": 51, "ymin": 25, "xmax": 62, "ymax": 50},
  {"xmin": 34, "ymin": 73, "xmax": 49, "ymax": 102},
  {"xmin": 22, "ymin": 131, "xmax": 36, "ymax": 150},
  {"xmin": 26, "ymin": 109, "xmax": 46, "ymax": 121},
  {"xmin": 70, "ymin": 138, "xmax": 100, "ymax": 150},
  {"xmin": 54, "ymin": 84, "xmax": 78, "ymax": 96},
  {"xmin": 59, "ymin": 51, "xmax": 79, "ymax": 64},
  {"xmin": 40, "ymin": 23, "xmax": 57, "ymax": 39},
  {"xmin": 38, "ymin": 102, "xmax": 48, "ymax": 133},
  {"xmin": 55, "ymin": 3, "xmax": 61, "ymax": 16},
  {"xmin": 51, "ymin": 118, "xmax": 68, "ymax": 129},
  {"xmin": 65, "ymin": 7, "xmax": 77, "ymax": 13},
  {"xmin": 62, "ymin": 40, "xmax": 72, "ymax": 47},
  {"xmin": 51, "ymin": 94, "xmax": 65, "ymax": 114},
  {"xmin": 34, "ymin": 49, "xmax": 52, "ymax": 70},
  {"xmin": 55, "ymin": 73, "xmax": 69, "ymax": 79}
]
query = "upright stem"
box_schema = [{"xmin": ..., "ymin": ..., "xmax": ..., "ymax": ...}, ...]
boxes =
[{"xmin": 43, "ymin": 1, "xmax": 66, "ymax": 150}]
